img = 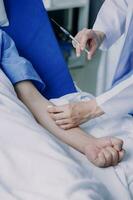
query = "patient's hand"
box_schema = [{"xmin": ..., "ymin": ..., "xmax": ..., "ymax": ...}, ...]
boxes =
[{"xmin": 84, "ymin": 137, "xmax": 125, "ymax": 168}]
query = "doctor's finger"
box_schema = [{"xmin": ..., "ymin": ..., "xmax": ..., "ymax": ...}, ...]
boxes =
[
  {"xmin": 56, "ymin": 119, "xmax": 72, "ymax": 126},
  {"xmin": 80, "ymin": 29, "xmax": 94, "ymax": 50},
  {"xmin": 74, "ymin": 32, "xmax": 83, "ymax": 57},
  {"xmin": 60, "ymin": 124, "xmax": 74, "ymax": 130},
  {"xmin": 72, "ymin": 40, "xmax": 76, "ymax": 48},
  {"xmin": 75, "ymin": 43, "xmax": 82, "ymax": 57},
  {"xmin": 72, "ymin": 39, "xmax": 81, "ymax": 55},
  {"xmin": 74, "ymin": 30, "xmax": 83, "ymax": 42},
  {"xmin": 88, "ymin": 43, "xmax": 97, "ymax": 60},
  {"xmin": 47, "ymin": 106, "xmax": 64, "ymax": 113},
  {"xmin": 50, "ymin": 113, "xmax": 68, "ymax": 121}
]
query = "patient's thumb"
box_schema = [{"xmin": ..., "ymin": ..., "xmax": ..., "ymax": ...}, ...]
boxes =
[{"xmin": 111, "ymin": 138, "xmax": 124, "ymax": 151}]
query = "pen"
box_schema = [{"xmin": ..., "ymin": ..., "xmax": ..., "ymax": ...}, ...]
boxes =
[{"xmin": 51, "ymin": 18, "xmax": 90, "ymax": 55}]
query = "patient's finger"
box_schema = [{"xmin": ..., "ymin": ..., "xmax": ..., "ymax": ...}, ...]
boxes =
[
  {"xmin": 102, "ymin": 149, "xmax": 112, "ymax": 167},
  {"xmin": 118, "ymin": 150, "xmax": 125, "ymax": 162},
  {"xmin": 111, "ymin": 138, "xmax": 123, "ymax": 151},
  {"xmin": 114, "ymin": 142, "xmax": 123, "ymax": 151},
  {"xmin": 94, "ymin": 152, "xmax": 106, "ymax": 168},
  {"xmin": 106, "ymin": 147, "xmax": 119, "ymax": 166},
  {"xmin": 47, "ymin": 106, "xmax": 64, "ymax": 113}
]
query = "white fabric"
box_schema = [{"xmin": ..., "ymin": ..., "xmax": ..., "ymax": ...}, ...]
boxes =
[
  {"xmin": 93, "ymin": 0, "xmax": 129, "ymax": 50},
  {"xmin": 0, "ymin": 0, "xmax": 9, "ymax": 26},
  {"xmin": 0, "ymin": 69, "xmax": 133, "ymax": 200},
  {"xmin": 96, "ymin": 36, "xmax": 125, "ymax": 95},
  {"xmin": 96, "ymin": 74, "xmax": 133, "ymax": 117},
  {"xmin": 93, "ymin": 0, "xmax": 133, "ymax": 117},
  {"xmin": 95, "ymin": 0, "xmax": 128, "ymax": 95}
]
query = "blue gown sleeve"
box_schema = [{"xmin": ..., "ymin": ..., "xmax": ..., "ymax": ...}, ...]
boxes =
[{"xmin": 1, "ymin": 30, "xmax": 45, "ymax": 92}]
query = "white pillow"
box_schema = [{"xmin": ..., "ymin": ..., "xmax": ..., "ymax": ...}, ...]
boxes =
[{"xmin": 0, "ymin": 0, "xmax": 9, "ymax": 26}]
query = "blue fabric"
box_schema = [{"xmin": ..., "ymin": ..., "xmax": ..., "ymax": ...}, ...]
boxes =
[
  {"xmin": 0, "ymin": 29, "xmax": 45, "ymax": 91},
  {"xmin": 3, "ymin": 0, "xmax": 77, "ymax": 99}
]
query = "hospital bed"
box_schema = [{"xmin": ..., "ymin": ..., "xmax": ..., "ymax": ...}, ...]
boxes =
[{"xmin": 0, "ymin": 67, "xmax": 133, "ymax": 200}]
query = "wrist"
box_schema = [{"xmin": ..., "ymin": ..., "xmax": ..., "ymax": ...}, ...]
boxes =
[
  {"xmin": 86, "ymin": 99, "xmax": 104, "ymax": 120},
  {"xmin": 81, "ymin": 136, "xmax": 96, "ymax": 154}
]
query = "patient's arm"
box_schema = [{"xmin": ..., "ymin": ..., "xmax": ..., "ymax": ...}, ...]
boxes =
[{"xmin": 15, "ymin": 81, "xmax": 124, "ymax": 167}]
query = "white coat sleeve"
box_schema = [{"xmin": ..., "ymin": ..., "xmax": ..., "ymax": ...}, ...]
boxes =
[
  {"xmin": 96, "ymin": 75, "xmax": 133, "ymax": 117},
  {"xmin": 93, "ymin": 0, "xmax": 128, "ymax": 49}
]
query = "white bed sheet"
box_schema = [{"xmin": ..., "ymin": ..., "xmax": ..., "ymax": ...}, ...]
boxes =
[{"xmin": 0, "ymin": 69, "xmax": 133, "ymax": 200}]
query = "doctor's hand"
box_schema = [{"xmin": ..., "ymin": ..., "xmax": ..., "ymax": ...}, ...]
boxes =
[
  {"xmin": 47, "ymin": 99, "xmax": 104, "ymax": 130},
  {"xmin": 73, "ymin": 29, "xmax": 105, "ymax": 60}
]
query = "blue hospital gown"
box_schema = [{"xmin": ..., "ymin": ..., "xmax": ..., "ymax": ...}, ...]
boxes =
[{"xmin": 0, "ymin": 29, "xmax": 45, "ymax": 91}]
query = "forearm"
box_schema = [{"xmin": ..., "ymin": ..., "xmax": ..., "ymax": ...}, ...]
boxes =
[{"xmin": 15, "ymin": 81, "xmax": 95, "ymax": 154}]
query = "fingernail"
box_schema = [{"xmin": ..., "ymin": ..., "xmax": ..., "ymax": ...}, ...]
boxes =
[{"xmin": 77, "ymin": 53, "xmax": 80, "ymax": 57}]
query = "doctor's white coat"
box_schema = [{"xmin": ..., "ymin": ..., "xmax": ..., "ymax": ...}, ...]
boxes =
[{"xmin": 93, "ymin": 0, "xmax": 133, "ymax": 117}]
